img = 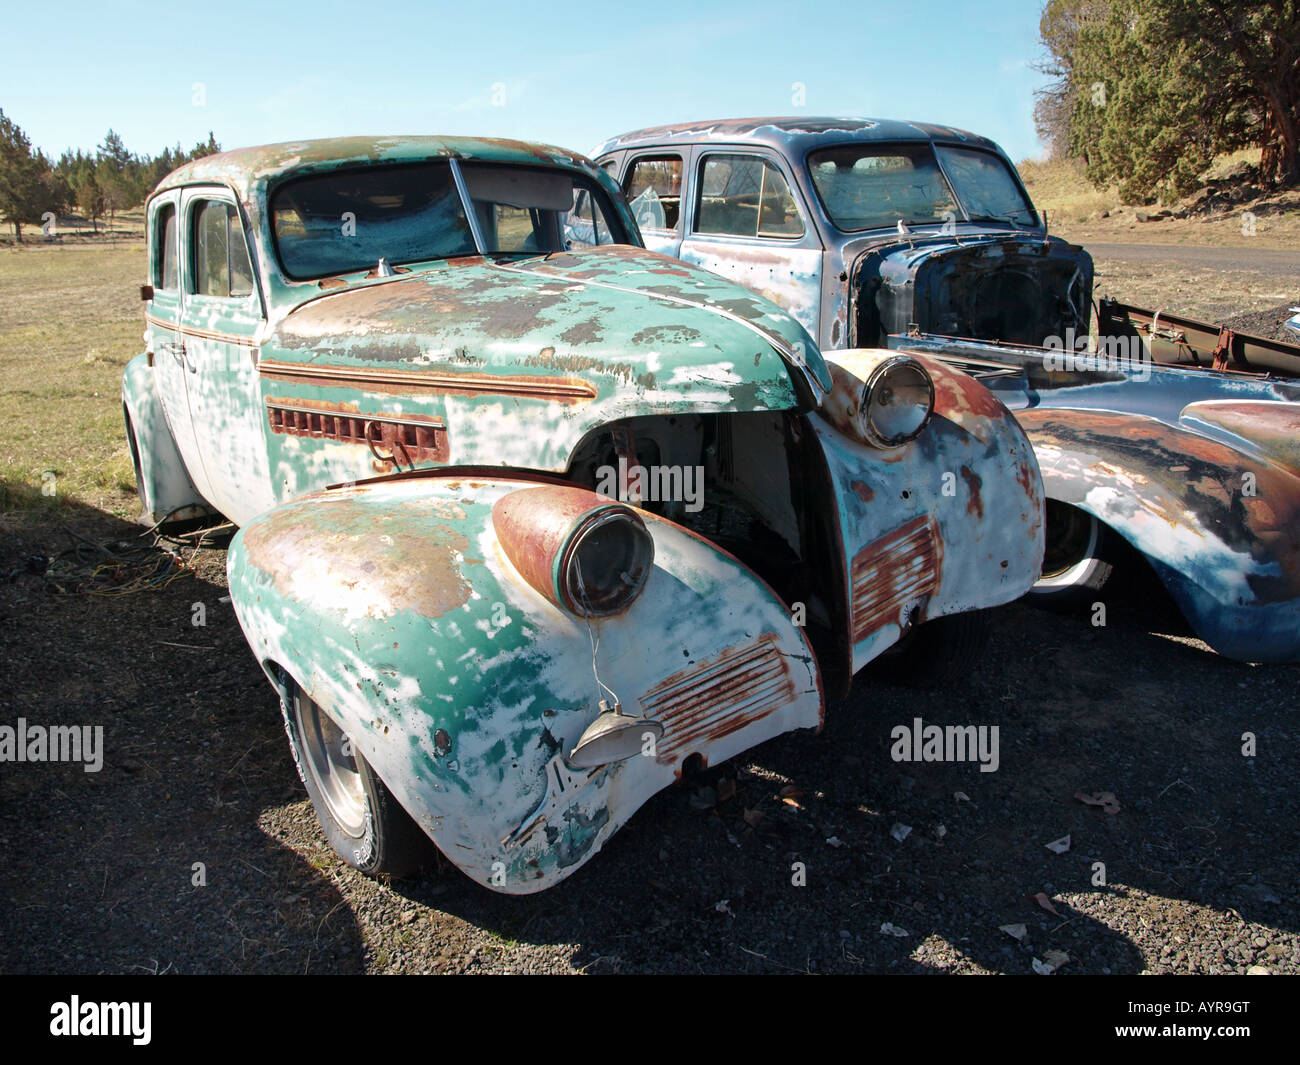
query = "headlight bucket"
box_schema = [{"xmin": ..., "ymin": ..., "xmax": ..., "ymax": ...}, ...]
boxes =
[
  {"xmin": 823, "ymin": 350, "xmax": 935, "ymax": 448},
  {"xmin": 859, "ymin": 355, "xmax": 935, "ymax": 447},
  {"xmin": 492, "ymin": 485, "xmax": 654, "ymax": 618}
]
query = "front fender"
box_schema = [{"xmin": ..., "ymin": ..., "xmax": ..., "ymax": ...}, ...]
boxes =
[
  {"xmin": 226, "ymin": 476, "xmax": 822, "ymax": 893},
  {"xmin": 1017, "ymin": 407, "xmax": 1300, "ymax": 662},
  {"xmin": 121, "ymin": 353, "xmax": 209, "ymax": 525},
  {"xmin": 816, "ymin": 352, "xmax": 1045, "ymax": 673}
]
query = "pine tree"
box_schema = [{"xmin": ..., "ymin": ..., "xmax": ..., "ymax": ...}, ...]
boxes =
[
  {"xmin": 1041, "ymin": 0, "xmax": 1299, "ymax": 197},
  {"xmin": 0, "ymin": 108, "xmax": 49, "ymax": 241}
]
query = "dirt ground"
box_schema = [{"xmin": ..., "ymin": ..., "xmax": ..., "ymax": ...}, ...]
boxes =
[
  {"xmin": 1, "ymin": 510, "xmax": 1297, "ymax": 975},
  {"xmin": 1, "ymin": 246, "xmax": 1297, "ymax": 976}
]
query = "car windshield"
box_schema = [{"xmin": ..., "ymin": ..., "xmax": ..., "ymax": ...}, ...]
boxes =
[
  {"xmin": 271, "ymin": 161, "xmax": 623, "ymax": 280},
  {"xmin": 934, "ymin": 146, "xmax": 1037, "ymax": 227},
  {"xmin": 807, "ymin": 143, "xmax": 1035, "ymax": 232}
]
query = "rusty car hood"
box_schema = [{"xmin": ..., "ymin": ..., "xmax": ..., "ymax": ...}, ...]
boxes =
[
  {"xmin": 255, "ymin": 246, "xmax": 831, "ymax": 485},
  {"xmin": 266, "ymin": 245, "xmax": 830, "ymax": 401}
]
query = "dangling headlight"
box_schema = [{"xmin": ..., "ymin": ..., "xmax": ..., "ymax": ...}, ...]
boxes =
[
  {"xmin": 493, "ymin": 485, "xmax": 654, "ymax": 618},
  {"xmin": 824, "ymin": 351, "xmax": 935, "ymax": 448}
]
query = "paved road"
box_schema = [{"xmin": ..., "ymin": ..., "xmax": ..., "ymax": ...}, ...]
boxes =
[{"xmin": 1084, "ymin": 242, "xmax": 1300, "ymax": 273}]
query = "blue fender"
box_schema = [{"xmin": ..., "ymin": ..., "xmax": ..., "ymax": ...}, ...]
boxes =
[{"xmin": 1017, "ymin": 406, "xmax": 1300, "ymax": 662}]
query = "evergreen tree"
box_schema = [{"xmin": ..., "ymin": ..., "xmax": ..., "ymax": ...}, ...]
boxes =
[
  {"xmin": 1041, "ymin": 0, "xmax": 1299, "ymax": 197},
  {"xmin": 0, "ymin": 108, "xmax": 49, "ymax": 241}
]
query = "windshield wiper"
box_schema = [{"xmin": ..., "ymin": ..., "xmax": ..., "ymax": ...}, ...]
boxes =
[{"xmin": 966, "ymin": 213, "xmax": 1033, "ymax": 228}]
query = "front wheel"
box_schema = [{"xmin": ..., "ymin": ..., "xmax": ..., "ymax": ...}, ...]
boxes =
[
  {"xmin": 1030, "ymin": 501, "xmax": 1114, "ymax": 605},
  {"xmin": 282, "ymin": 678, "xmax": 431, "ymax": 878}
]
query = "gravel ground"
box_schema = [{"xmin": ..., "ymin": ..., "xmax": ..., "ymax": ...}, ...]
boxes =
[
  {"xmin": 1222, "ymin": 302, "xmax": 1300, "ymax": 343},
  {"xmin": 1, "ymin": 509, "xmax": 1296, "ymax": 975}
]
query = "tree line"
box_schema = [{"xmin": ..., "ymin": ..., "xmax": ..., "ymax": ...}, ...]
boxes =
[
  {"xmin": 1035, "ymin": 0, "xmax": 1299, "ymax": 202},
  {"xmin": 0, "ymin": 108, "xmax": 221, "ymax": 240}
]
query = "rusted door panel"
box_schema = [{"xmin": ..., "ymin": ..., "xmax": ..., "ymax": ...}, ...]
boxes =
[
  {"xmin": 146, "ymin": 189, "xmax": 215, "ymax": 509},
  {"xmin": 226, "ymin": 476, "xmax": 823, "ymax": 893},
  {"xmin": 677, "ymin": 148, "xmax": 824, "ymax": 339},
  {"xmin": 179, "ymin": 187, "xmax": 276, "ymax": 525},
  {"xmin": 680, "ymin": 241, "xmax": 824, "ymax": 341}
]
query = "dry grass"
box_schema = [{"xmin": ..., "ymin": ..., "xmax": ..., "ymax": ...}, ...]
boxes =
[
  {"xmin": 0, "ymin": 241, "xmax": 147, "ymax": 527},
  {"xmin": 1018, "ymin": 150, "xmax": 1300, "ymax": 249},
  {"xmin": 0, "ymin": 208, "xmax": 146, "ymax": 247}
]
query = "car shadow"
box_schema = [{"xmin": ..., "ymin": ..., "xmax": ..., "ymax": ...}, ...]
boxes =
[
  {"xmin": 0, "ymin": 494, "xmax": 367, "ymax": 974},
  {"xmin": 5, "ymin": 491, "xmax": 1293, "ymax": 974},
  {"xmin": 387, "ymin": 564, "xmax": 1297, "ymax": 974}
]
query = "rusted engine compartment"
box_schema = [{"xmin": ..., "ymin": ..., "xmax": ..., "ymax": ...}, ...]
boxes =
[
  {"xmin": 852, "ymin": 237, "xmax": 1093, "ymax": 348},
  {"xmin": 566, "ymin": 410, "xmax": 850, "ymax": 687}
]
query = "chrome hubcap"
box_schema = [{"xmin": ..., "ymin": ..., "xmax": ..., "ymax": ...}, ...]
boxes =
[{"xmin": 295, "ymin": 694, "xmax": 367, "ymax": 838}]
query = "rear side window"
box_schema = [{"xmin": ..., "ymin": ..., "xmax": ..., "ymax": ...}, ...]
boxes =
[
  {"xmin": 154, "ymin": 204, "xmax": 179, "ymax": 290},
  {"xmin": 695, "ymin": 155, "xmax": 804, "ymax": 239},
  {"xmin": 625, "ymin": 155, "xmax": 683, "ymax": 231},
  {"xmin": 192, "ymin": 200, "xmax": 254, "ymax": 298}
]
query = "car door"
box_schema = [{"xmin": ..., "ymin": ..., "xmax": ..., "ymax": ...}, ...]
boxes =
[
  {"xmin": 620, "ymin": 152, "xmax": 687, "ymax": 256},
  {"xmin": 178, "ymin": 187, "xmax": 276, "ymax": 525},
  {"xmin": 677, "ymin": 150, "xmax": 824, "ymax": 339},
  {"xmin": 145, "ymin": 191, "xmax": 216, "ymax": 507}
]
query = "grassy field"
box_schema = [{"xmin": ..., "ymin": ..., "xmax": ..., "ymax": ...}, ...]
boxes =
[
  {"xmin": 1019, "ymin": 150, "xmax": 1300, "ymax": 249},
  {"xmin": 0, "ymin": 240, "xmax": 148, "ymax": 527}
]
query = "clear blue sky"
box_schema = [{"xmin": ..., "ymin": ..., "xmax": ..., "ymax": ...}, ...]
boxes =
[{"xmin": 1, "ymin": 0, "xmax": 1052, "ymax": 164}]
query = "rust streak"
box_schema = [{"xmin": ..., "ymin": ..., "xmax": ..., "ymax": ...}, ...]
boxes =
[
  {"xmin": 850, "ymin": 515, "xmax": 938, "ymax": 642},
  {"xmin": 641, "ymin": 634, "xmax": 795, "ymax": 764}
]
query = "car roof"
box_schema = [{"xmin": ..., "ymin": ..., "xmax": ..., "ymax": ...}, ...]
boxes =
[
  {"xmin": 592, "ymin": 116, "xmax": 1004, "ymax": 159},
  {"xmin": 153, "ymin": 135, "xmax": 600, "ymax": 201}
]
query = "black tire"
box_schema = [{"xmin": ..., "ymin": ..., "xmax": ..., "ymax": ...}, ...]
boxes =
[
  {"xmin": 875, "ymin": 608, "xmax": 993, "ymax": 689},
  {"xmin": 281, "ymin": 676, "xmax": 431, "ymax": 878},
  {"xmin": 1030, "ymin": 500, "xmax": 1114, "ymax": 607}
]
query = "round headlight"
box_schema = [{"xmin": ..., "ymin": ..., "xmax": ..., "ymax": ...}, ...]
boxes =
[
  {"xmin": 859, "ymin": 356, "xmax": 934, "ymax": 447},
  {"xmin": 556, "ymin": 507, "xmax": 654, "ymax": 618}
]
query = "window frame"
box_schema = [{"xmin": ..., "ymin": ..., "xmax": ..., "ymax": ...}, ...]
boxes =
[
  {"xmin": 691, "ymin": 150, "xmax": 807, "ymax": 242},
  {"xmin": 267, "ymin": 160, "xmax": 631, "ymax": 282},
  {"xmin": 185, "ymin": 194, "xmax": 257, "ymax": 301},
  {"xmin": 623, "ymin": 152, "xmax": 685, "ymax": 234},
  {"xmin": 151, "ymin": 201, "xmax": 180, "ymax": 292}
]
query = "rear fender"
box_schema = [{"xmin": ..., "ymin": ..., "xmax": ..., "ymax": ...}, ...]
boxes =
[
  {"xmin": 121, "ymin": 353, "xmax": 209, "ymax": 525},
  {"xmin": 226, "ymin": 476, "xmax": 822, "ymax": 892}
]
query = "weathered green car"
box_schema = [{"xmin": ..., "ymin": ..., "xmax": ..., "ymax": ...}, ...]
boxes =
[{"xmin": 123, "ymin": 136, "xmax": 1045, "ymax": 893}]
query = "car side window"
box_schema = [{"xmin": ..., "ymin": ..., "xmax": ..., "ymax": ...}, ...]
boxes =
[
  {"xmin": 696, "ymin": 154, "xmax": 805, "ymax": 239},
  {"xmin": 153, "ymin": 204, "xmax": 179, "ymax": 291},
  {"xmin": 192, "ymin": 200, "xmax": 254, "ymax": 299},
  {"xmin": 625, "ymin": 155, "xmax": 683, "ymax": 232}
]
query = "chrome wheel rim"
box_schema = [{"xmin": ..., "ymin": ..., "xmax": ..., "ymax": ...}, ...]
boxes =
[
  {"xmin": 294, "ymin": 693, "xmax": 367, "ymax": 838},
  {"xmin": 1040, "ymin": 501, "xmax": 1099, "ymax": 581}
]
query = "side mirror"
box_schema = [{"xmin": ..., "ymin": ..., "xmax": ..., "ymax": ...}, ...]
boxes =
[{"xmin": 140, "ymin": 284, "xmax": 154, "ymax": 302}]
